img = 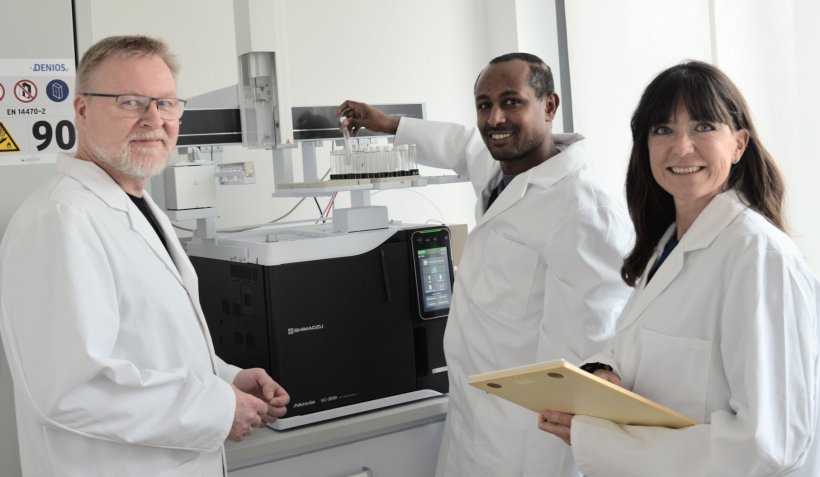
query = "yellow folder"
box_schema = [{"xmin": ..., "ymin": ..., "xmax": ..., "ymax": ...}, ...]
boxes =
[{"xmin": 468, "ymin": 359, "xmax": 696, "ymax": 428}]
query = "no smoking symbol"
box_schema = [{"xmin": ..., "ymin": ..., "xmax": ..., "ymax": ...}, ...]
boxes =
[{"xmin": 14, "ymin": 80, "xmax": 37, "ymax": 103}]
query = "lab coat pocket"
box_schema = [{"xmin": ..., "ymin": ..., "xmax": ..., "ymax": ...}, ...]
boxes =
[
  {"xmin": 633, "ymin": 327, "xmax": 712, "ymax": 421},
  {"xmin": 466, "ymin": 232, "xmax": 538, "ymax": 321}
]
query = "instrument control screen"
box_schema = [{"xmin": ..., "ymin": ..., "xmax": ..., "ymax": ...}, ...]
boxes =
[{"xmin": 411, "ymin": 228, "xmax": 454, "ymax": 319}]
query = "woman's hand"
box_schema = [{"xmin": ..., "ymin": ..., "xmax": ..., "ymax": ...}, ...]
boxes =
[
  {"xmin": 539, "ymin": 368, "xmax": 623, "ymax": 445},
  {"xmin": 538, "ymin": 410, "xmax": 575, "ymax": 445}
]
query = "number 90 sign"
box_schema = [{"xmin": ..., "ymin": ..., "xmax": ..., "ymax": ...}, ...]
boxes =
[{"xmin": 32, "ymin": 120, "xmax": 76, "ymax": 151}]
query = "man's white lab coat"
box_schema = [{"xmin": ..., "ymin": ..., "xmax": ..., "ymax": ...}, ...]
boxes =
[
  {"xmin": 396, "ymin": 118, "xmax": 634, "ymax": 476},
  {"xmin": 0, "ymin": 154, "xmax": 239, "ymax": 476},
  {"xmin": 571, "ymin": 190, "xmax": 820, "ymax": 477}
]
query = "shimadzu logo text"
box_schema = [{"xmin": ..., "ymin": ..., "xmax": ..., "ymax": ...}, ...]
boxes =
[{"xmin": 287, "ymin": 324, "xmax": 325, "ymax": 335}]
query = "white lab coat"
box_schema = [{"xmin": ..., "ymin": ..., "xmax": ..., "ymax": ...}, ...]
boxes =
[
  {"xmin": 571, "ymin": 190, "xmax": 820, "ymax": 477},
  {"xmin": 0, "ymin": 154, "xmax": 240, "ymax": 477},
  {"xmin": 396, "ymin": 118, "xmax": 634, "ymax": 476}
]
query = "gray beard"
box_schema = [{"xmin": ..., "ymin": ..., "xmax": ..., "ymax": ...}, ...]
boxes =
[{"xmin": 88, "ymin": 137, "xmax": 169, "ymax": 179}]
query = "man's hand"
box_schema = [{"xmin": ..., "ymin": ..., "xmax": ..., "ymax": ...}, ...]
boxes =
[
  {"xmin": 227, "ymin": 385, "xmax": 268, "ymax": 442},
  {"xmin": 233, "ymin": 368, "xmax": 290, "ymax": 424},
  {"xmin": 336, "ymin": 100, "xmax": 401, "ymax": 136}
]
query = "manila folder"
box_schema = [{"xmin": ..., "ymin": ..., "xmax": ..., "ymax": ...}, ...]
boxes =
[{"xmin": 468, "ymin": 359, "xmax": 696, "ymax": 429}]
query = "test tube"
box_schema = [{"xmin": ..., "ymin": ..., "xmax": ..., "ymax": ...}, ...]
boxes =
[
  {"xmin": 381, "ymin": 146, "xmax": 389, "ymax": 178},
  {"xmin": 355, "ymin": 147, "xmax": 366, "ymax": 179},
  {"xmin": 384, "ymin": 144, "xmax": 397, "ymax": 177},
  {"xmin": 396, "ymin": 144, "xmax": 409, "ymax": 176},
  {"xmin": 330, "ymin": 149, "xmax": 343, "ymax": 179},
  {"xmin": 368, "ymin": 145, "xmax": 377, "ymax": 178},
  {"xmin": 409, "ymin": 144, "xmax": 419, "ymax": 176}
]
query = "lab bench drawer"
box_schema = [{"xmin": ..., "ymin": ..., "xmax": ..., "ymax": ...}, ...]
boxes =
[{"xmin": 229, "ymin": 419, "xmax": 443, "ymax": 477}]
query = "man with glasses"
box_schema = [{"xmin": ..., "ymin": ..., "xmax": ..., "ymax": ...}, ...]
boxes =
[{"xmin": 0, "ymin": 35, "xmax": 289, "ymax": 477}]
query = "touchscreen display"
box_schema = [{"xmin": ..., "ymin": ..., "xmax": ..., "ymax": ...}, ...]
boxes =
[{"xmin": 416, "ymin": 246, "xmax": 453, "ymax": 314}]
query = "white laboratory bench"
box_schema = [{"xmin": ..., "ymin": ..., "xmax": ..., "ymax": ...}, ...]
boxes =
[{"xmin": 226, "ymin": 396, "xmax": 448, "ymax": 477}]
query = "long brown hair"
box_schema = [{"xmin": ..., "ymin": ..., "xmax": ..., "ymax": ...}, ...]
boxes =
[{"xmin": 621, "ymin": 61, "xmax": 785, "ymax": 286}]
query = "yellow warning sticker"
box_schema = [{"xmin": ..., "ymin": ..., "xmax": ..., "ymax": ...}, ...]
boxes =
[{"xmin": 0, "ymin": 122, "xmax": 21, "ymax": 152}]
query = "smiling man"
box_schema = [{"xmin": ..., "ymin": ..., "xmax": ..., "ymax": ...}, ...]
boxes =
[
  {"xmin": 0, "ymin": 35, "xmax": 289, "ymax": 477},
  {"xmin": 338, "ymin": 52, "xmax": 633, "ymax": 477}
]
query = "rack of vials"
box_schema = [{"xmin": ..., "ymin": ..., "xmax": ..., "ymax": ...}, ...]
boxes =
[{"xmin": 329, "ymin": 144, "xmax": 420, "ymax": 180}]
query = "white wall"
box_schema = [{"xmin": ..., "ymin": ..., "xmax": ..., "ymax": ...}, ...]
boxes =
[
  {"xmin": 792, "ymin": 0, "xmax": 820, "ymax": 273},
  {"xmin": 566, "ymin": 0, "xmax": 820, "ymax": 274},
  {"xmin": 565, "ymin": 0, "xmax": 713, "ymax": 203}
]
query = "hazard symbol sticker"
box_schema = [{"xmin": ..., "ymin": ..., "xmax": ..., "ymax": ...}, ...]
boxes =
[
  {"xmin": 0, "ymin": 122, "xmax": 21, "ymax": 152},
  {"xmin": 14, "ymin": 80, "xmax": 37, "ymax": 103}
]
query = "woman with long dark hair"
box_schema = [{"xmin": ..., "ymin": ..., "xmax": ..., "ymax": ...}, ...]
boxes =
[{"xmin": 539, "ymin": 61, "xmax": 819, "ymax": 476}]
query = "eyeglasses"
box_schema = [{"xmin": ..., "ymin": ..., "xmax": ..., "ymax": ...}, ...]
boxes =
[{"xmin": 80, "ymin": 93, "xmax": 187, "ymax": 120}]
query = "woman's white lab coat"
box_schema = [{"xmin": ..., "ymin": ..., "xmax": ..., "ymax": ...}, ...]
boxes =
[
  {"xmin": 571, "ymin": 190, "xmax": 820, "ymax": 477},
  {"xmin": 0, "ymin": 155, "xmax": 239, "ymax": 476},
  {"xmin": 396, "ymin": 119, "xmax": 634, "ymax": 476}
]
